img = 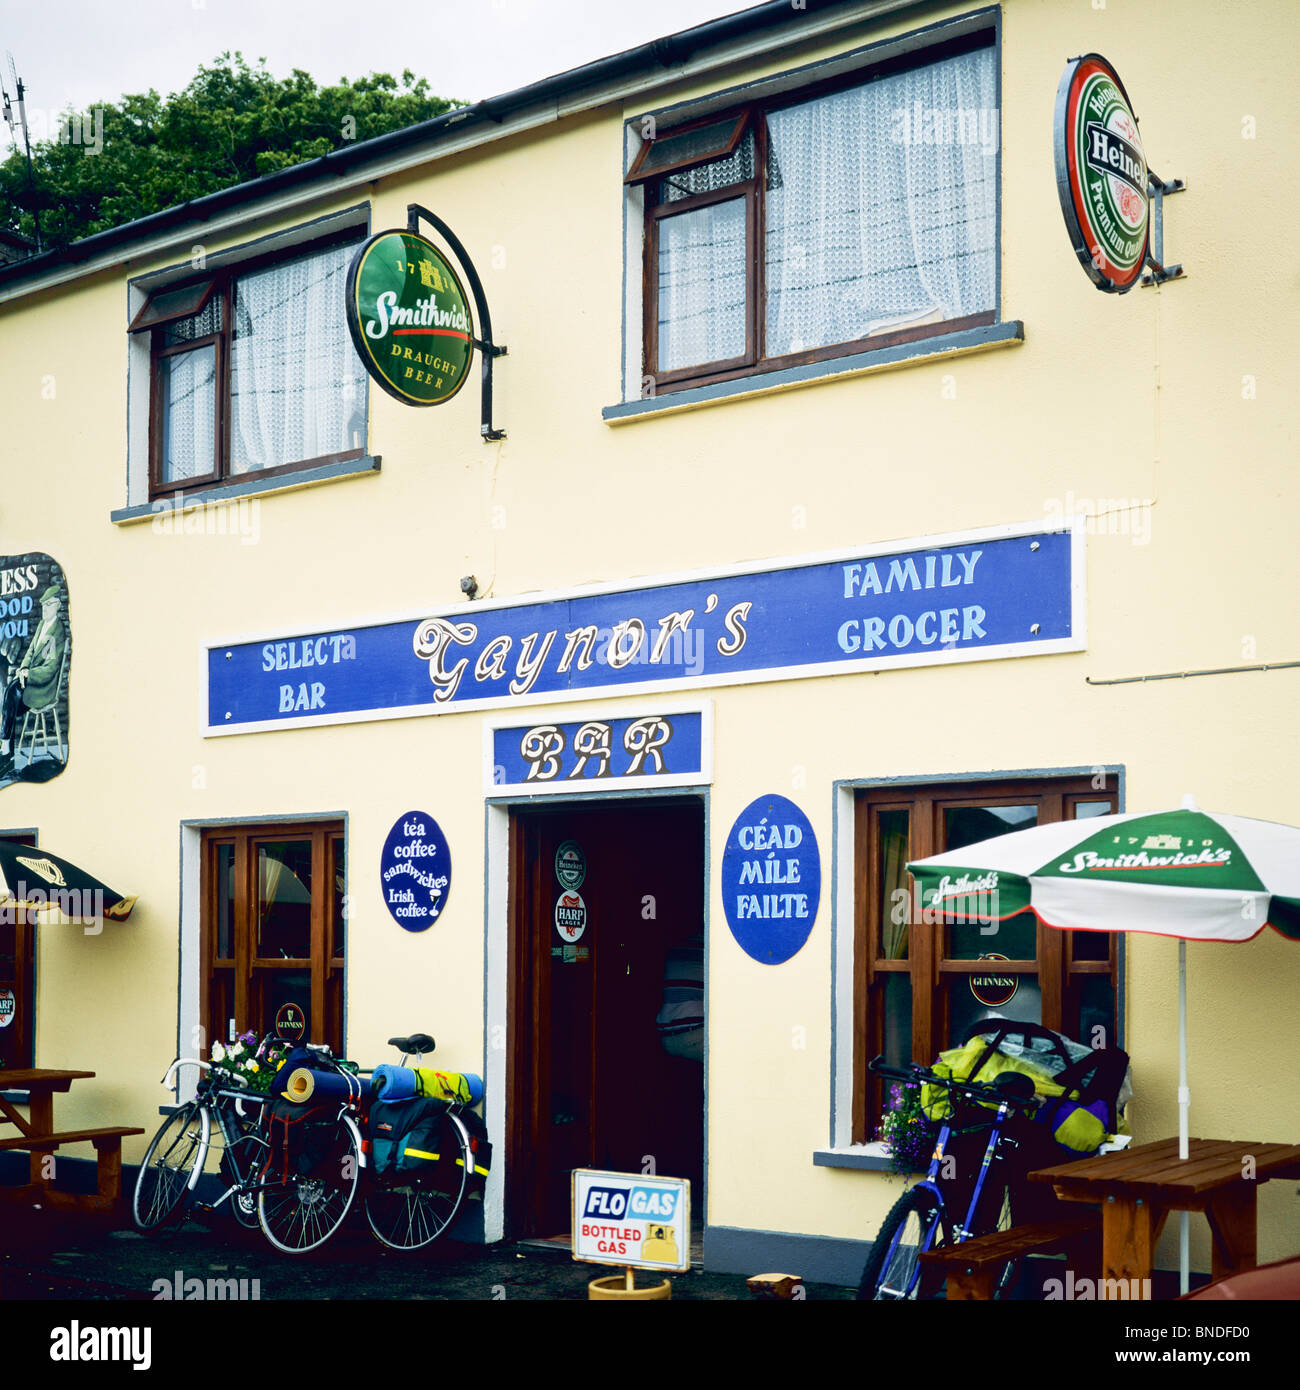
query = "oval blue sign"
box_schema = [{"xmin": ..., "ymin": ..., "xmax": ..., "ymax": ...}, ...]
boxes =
[
  {"xmin": 721, "ymin": 794, "xmax": 820, "ymax": 964},
  {"xmin": 380, "ymin": 811, "xmax": 451, "ymax": 932}
]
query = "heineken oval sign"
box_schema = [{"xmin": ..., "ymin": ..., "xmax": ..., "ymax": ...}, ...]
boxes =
[
  {"xmin": 1054, "ymin": 54, "xmax": 1149, "ymax": 293},
  {"xmin": 346, "ymin": 229, "xmax": 475, "ymax": 405}
]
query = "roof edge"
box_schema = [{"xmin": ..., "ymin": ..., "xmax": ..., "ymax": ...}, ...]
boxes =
[{"xmin": 0, "ymin": 0, "xmax": 913, "ymax": 300}]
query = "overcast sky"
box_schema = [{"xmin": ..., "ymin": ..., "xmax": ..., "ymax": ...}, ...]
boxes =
[{"xmin": 1, "ymin": 0, "xmax": 752, "ymax": 150}]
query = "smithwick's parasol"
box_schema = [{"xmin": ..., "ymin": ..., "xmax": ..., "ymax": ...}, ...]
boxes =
[
  {"xmin": 0, "ymin": 840, "xmax": 137, "ymax": 923},
  {"xmin": 906, "ymin": 796, "xmax": 1300, "ymax": 1295}
]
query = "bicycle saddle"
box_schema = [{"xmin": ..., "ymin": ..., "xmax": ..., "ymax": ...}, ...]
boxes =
[{"xmin": 388, "ymin": 1033, "xmax": 436, "ymax": 1055}]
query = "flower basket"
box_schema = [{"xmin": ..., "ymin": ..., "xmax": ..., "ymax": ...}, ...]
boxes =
[{"xmin": 877, "ymin": 1079, "xmax": 938, "ymax": 1176}]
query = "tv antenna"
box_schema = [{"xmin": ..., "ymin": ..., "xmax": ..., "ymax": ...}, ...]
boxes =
[{"xmin": 1, "ymin": 50, "xmax": 41, "ymax": 252}]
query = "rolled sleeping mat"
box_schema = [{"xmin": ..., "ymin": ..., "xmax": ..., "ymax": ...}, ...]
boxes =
[
  {"xmin": 370, "ymin": 1063, "xmax": 420, "ymax": 1102},
  {"xmin": 282, "ymin": 1067, "xmax": 364, "ymax": 1105},
  {"xmin": 415, "ymin": 1067, "xmax": 484, "ymax": 1106}
]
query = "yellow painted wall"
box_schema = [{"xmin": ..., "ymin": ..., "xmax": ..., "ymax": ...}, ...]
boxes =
[{"xmin": 0, "ymin": 0, "xmax": 1295, "ymax": 1272}]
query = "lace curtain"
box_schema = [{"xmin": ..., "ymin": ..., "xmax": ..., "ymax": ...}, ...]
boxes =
[
  {"xmin": 765, "ymin": 46, "xmax": 996, "ymax": 356},
  {"xmin": 160, "ymin": 345, "xmax": 215, "ymax": 482},
  {"xmin": 657, "ymin": 197, "xmax": 748, "ymax": 372},
  {"xmin": 230, "ymin": 242, "xmax": 366, "ymax": 473}
]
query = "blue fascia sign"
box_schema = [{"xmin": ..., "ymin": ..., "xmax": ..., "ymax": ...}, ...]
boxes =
[
  {"xmin": 488, "ymin": 707, "xmax": 709, "ymax": 796},
  {"xmin": 204, "ymin": 520, "xmax": 1083, "ymax": 736}
]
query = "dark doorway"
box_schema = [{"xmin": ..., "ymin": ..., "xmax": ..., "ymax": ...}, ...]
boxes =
[{"xmin": 507, "ymin": 798, "xmax": 705, "ymax": 1239}]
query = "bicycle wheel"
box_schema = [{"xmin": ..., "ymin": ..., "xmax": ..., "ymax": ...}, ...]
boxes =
[
  {"xmin": 258, "ymin": 1112, "xmax": 361, "ymax": 1254},
  {"xmin": 857, "ymin": 1187, "xmax": 947, "ymax": 1300},
  {"xmin": 133, "ymin": 1102, "xmax": 210, "ymax": 1232},
  {"xmin": 364, "ymin": 1112, "xmax": 470, "ymax": 1250}
]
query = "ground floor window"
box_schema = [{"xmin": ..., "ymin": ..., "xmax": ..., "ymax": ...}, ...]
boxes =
[
  {"xmin": 201, "ymin": 821, "xmax": 345, "ymax": 1053},
  {"xmin": 0, "ymin": 830, "xmax": 36, "ymax": 1067},
  {"xmin": 853, "ymin": 774, "xmax": 1119, "ymax": 1142}
]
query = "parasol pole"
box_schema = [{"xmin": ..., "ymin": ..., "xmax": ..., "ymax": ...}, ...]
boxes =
[{"xmin": 1178, "ymin": 937, "xmax": 1190, "ymax": 1295}]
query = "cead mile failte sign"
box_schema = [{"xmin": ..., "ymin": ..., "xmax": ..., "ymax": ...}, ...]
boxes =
[
  {"xmin": 1054, "ymin": 54, "xmax": 1150, "ymax": 293},
  {"xmin": 346, "ymin": 229, "xmax": 474, "ymax": 405},
  {"xmin": 572, "ymin": 1169, "xmax": 691, "ymax": 1273}
]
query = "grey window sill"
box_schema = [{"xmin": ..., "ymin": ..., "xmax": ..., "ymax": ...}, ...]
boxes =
[
  {"xmin": 814, "ymin": 1143, "xmax": 921, "ymax": 1174},
  {"xmin": 111, "ymin": 454, "xmax": 382, "ymax": 525},
  {"xmin": 604, "ymin": 321, "xmax": 1024, "ymax": 424}
]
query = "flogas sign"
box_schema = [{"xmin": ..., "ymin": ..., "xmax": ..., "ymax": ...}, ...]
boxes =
[{"xmin": 572, "ymin": 1169, "xmax": 690, "ymax": 1271}]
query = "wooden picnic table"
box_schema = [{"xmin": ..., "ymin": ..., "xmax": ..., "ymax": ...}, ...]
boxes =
[
  {"xmin": 0, "ymin": 1068, "xmax": 144, "ymax": 1213},
  {"xmin": 1029, "ymin": 1136, "xmax": 1300, "ymax": 1297}
]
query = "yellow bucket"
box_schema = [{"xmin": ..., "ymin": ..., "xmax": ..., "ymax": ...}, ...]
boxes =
[{"xmin": 588, "ymin": 1273, "xmax": 671, "ymax": 1301}]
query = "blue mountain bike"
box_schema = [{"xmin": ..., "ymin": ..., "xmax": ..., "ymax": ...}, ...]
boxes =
[{"xmin": 857, "ymin": 1055, "xmax": 1039, "ymax": 1300}]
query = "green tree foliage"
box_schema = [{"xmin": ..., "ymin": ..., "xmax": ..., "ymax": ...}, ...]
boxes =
[{"xmin": 1, "ymin": 54, "xmax": 461, "ymax": 247}]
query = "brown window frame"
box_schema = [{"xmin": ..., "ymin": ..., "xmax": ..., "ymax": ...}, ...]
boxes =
[
  {"xmin": 852, "ymin": 774, "xmax": 1120, "ymax": 1144},
  {"xmin": 636, "ymin": 30, "xmax": 997, "ymax": 395},
  {"xmin": 200, "ymin": 821, "xmax": 346, "ymax": 1056},
  {"xmin": 134, "ymin": 230, "xmax": 366, "ymax": 500}
]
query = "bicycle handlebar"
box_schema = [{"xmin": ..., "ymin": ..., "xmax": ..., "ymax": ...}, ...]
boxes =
[{"xmin": 868, "ymin": 1054, "xmax": 1040, "ymax": 1113}]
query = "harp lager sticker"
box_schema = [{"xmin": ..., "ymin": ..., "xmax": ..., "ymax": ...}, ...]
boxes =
[
  {"xmin": 346, "ymin": 229, "xmax": 475, "ymax": 406},
  {"xmin": 1054, "ymin": 54, "xmax": 1150, "ymax": 293}
]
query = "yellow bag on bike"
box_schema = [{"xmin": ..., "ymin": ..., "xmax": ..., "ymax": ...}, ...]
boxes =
[{"xmin": 920, "ymin": 1039, "xmax": 1066, "ymax": 1122}]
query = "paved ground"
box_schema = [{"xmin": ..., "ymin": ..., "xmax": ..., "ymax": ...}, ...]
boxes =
[{"xmin": 0, "ymin": 1205, "xmax": 853, "ymax": 1302}]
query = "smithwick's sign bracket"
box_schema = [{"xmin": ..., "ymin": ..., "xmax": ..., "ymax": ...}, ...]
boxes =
[
  {"xmin": 345, "ymin": 204, "xmax": 507, "ymax": 439},
  {"xmin": 1054, "ymin": 53, "xmax": 1185, "ymax": 294}
]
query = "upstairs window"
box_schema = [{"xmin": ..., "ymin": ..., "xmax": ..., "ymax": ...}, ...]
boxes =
[
  {"xmin": 631, "ymin": 34, "xmax": 997, "ymax": 393},
  {"xmin": 131, "ymin": 235, "xmax": 367, "ymax": 497}
]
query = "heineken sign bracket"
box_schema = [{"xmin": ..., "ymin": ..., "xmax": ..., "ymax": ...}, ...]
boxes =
[
  {"xmin": 345, "ymin": 205, "xmax": 507, "ymax": 438},
  {"xmin": 1054, "ymin": 53, "xmax": 1184, "ymax": 294}
]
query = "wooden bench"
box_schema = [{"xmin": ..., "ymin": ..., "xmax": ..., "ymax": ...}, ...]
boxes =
[
  {"xmin": 919, "ymin": 1214, "xmax": 1100, "ymax": 1300},
  {"xmin": 0, "ymin": 1125, "xmax": 145, "ymax": 1213}
]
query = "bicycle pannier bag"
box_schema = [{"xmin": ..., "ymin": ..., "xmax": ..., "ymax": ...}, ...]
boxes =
[
  {"xmin": 368, "ymin": 1096, "xmax": 449, "ymax": 1180},
  {"xmin": 261, "ymin": 1095, "xmax": 339, "ymax": 1186}
]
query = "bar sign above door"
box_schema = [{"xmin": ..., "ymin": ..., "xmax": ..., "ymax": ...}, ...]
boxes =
[{"xmin": 485, "ymin": 705, "xmax": 711, "ymax": 796}]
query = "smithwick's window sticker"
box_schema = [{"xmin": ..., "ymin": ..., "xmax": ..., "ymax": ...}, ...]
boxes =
[
  {"xmin": 345, "ymin": 229, "xmax": 474, "ymax": 407},
  {"xmin": 554, "ymin": 840, "xmax": 586, "ymax": 891},
  {"xmin": 721, "ymin": 793, "xmax": 821, "ymax": 965},
  {"xmin": 0, "ymin": 553, "xmax": 70, "ymax": 793},
  {"xmin": 380, "ymin": 811, "xmax": 451, "ymax": 933},
  {"xmin": 572, "ymin": 1169, "xmax": 692, "ymax": 1273},
  {"xmin": 0, "ymin": 987, "xmax": 15, "ymax": 1028},
  {"xmin": 275, "ymin": 1002, "xmax": 307, "ymax": 1043},
  {"xmin": 970, "ymin": 953, "xmax": 1019, "ymax": 1009}
]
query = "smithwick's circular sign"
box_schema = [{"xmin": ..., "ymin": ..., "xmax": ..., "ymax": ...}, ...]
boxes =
[
  {"xmin": 0, "ymin": 987, "xmax": 15, "ymax": 1028},
  {"xmin": 346, "ymin": 229, "xmax": 475, "ymax": 406},
  {"xmin": 554, "ymin": 890, "xmax": 588, "ymax": 943},
  {"xmin": 970, "ymin": 953, "xmax": 1019, "ymax": 1009},
  {"xmin": 1054, "ymin": 54, "xmax": 1150, "ymax": 293},
  {"xmin": 275, "ymin": 1002, "xmax": 306, "ymax": 1043}
]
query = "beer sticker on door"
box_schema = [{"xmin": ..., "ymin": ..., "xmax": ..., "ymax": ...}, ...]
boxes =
[{"xmin": 554, "ymin": 890, "xmax": 587, "ymax": 943}]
